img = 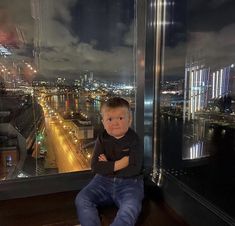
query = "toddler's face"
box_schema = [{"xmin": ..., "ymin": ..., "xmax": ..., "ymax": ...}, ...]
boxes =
[{"xmin": 101, "ymin": 106, "xmax": 132, "ymax": 139}]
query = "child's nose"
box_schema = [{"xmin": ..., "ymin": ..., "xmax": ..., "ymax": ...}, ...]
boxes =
[{"xmin": 112, "ymin": 118, "xmax": 119, "ymax": 124}]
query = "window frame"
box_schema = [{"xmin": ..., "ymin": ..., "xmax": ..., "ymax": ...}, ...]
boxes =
[{"xmin": 0, "ymin": 0, "xmax": 149, "ymax": 201}]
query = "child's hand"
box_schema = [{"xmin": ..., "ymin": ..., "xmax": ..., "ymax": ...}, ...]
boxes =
[
  {"xmin": 114, "ymin": 156, "xmax": 129, "ymax": 171},
  {"xmin": 98, "ymin": 154, "xmax": 107, "ymax": 162}
]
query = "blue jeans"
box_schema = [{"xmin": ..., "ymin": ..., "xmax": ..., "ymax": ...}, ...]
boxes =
[{"xmin": 75, "ymin": 174, "xmax": 144, "ymax": 226}]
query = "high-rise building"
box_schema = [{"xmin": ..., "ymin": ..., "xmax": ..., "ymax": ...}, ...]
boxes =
[
  {"xmin": 183, "ymin": 59, "xmax": 210, "ymax": 121},
  {"xmin": 184, "ymin": 57, "xmax": 232, "ymax": 121}
]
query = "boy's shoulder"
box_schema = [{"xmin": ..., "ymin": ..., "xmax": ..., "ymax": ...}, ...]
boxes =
[{"xmin": 126, "ymin": 128, "xmax": 139, "ymax": 139}]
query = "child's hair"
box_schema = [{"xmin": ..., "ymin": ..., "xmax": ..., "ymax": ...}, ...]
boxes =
[{"xmin": 100, "ymin": 97, "xmax": 130, "ymax": 112}]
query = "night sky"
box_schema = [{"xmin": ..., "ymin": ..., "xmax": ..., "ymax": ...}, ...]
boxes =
[
  {"xmin": 70, "ymin": 0, "xmax": 134, "ymax": 51},
  {"xmin": 163, "ymin": 0, "xmax": 235, "ymax": 79},
  {"xmin": 1, "ymin": 0, "xmax": 235, "ymax": 82},
  {"xmin": 0, "ymin": 0, "xmax": 135, "ymax": 82}
]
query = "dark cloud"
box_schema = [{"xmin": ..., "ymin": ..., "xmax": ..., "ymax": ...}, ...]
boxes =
[
  {"xmin": 163, "ymin": 0, "xmax": 235, "ymax": 79},
  {"xmin": 164, "ymin": 22, "xmax": 235, "ymax": 78},
  {"xmin": 0, "ymin": 0, "xmax": 134, "ymax": 80}
]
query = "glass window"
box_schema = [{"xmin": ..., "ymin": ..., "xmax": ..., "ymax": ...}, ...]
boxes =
[
  {"xmin": 159, "ymin": 0, "xmax": 235, "ymax": 219},
  {"xmin": 0, "ymin": 0, "xmax": 137, "ymax": 180}
]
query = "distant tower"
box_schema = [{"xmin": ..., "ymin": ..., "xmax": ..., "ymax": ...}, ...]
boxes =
[{"xmin": 89, "ymin": 72, "xmax": 93, "ymax": 83}]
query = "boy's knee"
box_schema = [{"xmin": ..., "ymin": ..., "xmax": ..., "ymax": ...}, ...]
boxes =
[
  {"xmin": 75, "ymin": 193, "xmax": 81, "ymax": 208},
  {"xmin": 75, "ymin": 191, "xmax": 86, "ymax": 208},
  {"xmin": 75, "ymin": 190, "xmax": 94, "ymax": 209}
]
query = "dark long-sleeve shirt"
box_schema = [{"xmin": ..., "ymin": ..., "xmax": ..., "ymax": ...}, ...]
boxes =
[{"xmin": 91, "ymin": 128, "xmax": 143, "ymax": 178}]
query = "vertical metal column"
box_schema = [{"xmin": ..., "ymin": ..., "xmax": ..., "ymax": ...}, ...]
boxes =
[
  {"xmin": 144, "ymin": 0, "xmax": 165, "ymax": 179},
  {"xmin": 135, "ymin": 0, "xmax": 146, "ymax": 141}
]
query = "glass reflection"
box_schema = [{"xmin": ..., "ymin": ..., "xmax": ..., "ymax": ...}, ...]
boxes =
[
  {"xmin": 159, "ymin": 0, "xmax": 235, "ymax": 219},
  {"xmin": 0, "ymin": 0, "xmax": 136, "ymax": 180}
]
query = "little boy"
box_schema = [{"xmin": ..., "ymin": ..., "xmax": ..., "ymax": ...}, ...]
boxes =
[{"xmin": 75, "ymin": 96, "xmax": 144, "ymax": 226}]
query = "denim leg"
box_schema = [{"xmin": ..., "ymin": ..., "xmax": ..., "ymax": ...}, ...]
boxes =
[
  {"xmin": 75, "ymin": 175, "xmax": 113, "ymax": 226},
  {"xmin": 111, "ymin": 178, "xmax": 144, "ymax": 226}
]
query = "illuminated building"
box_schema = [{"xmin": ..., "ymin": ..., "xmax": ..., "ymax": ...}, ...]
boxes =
[
  {"xmin": 183, "ymin": 59, "xmax": 210, "ymax": 120},
  {"xmin": 210, "ymin": 66, "xmax": 231, "ymax": 99},
  {"xmin": 184, "ymin": 59, "xmax": 232, "ymax": 121},
  {"xmin": 56, "ymin": 77, "xmax": 66, "ymax": 86}
]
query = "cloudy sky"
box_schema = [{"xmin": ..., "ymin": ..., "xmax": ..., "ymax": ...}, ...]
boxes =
[
  {"xmin": 163, "ymin": 0, "xmax": 235, "ymax": 79},
  {"xmin": 1, "ymin": 0, "xmax": 235, "ymax": 82},
  {"xmin": 0, "ymin": 0, "xmax": 134, "ymax": 81}
]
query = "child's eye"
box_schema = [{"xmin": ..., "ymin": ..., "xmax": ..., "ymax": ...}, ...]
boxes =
[
  {"xmin": 119, "ymin": 117, "xmax": 123, "ymax": 120},
  {"xmin": 108, "ymin": 118, "xmax": 112, "ymax": 122}
]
